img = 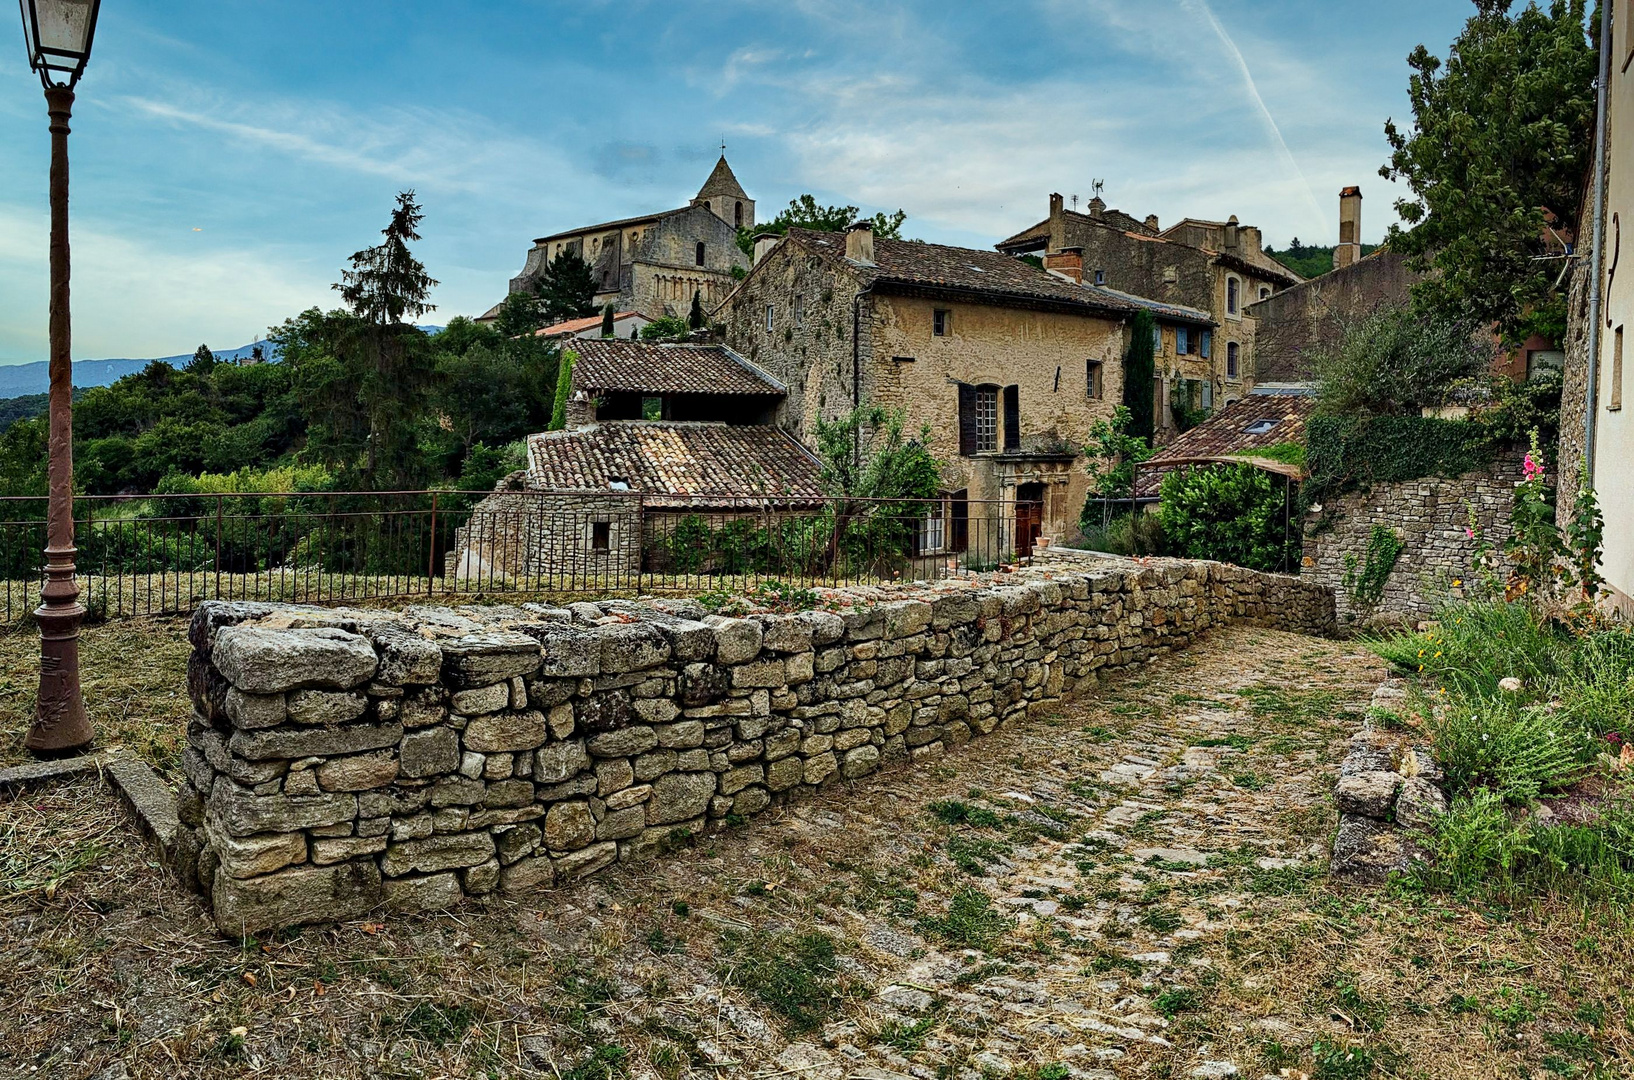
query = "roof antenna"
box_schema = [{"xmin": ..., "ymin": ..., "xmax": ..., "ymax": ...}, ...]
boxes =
[
  {"xmin": 1070, "ymin": 194, "xmax": 1079, "ymax": 211},
  {"xmin": 1092, "ymin": 179, "xmax": 1105, "ymax": 199}
]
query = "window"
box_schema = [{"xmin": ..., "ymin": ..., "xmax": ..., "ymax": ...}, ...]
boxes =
[
  {"xmin": 918, "ymin": 506, "xmax": 946, "ymax": 555},
  {"xmin": 934, "ymin": 309, "xmax": 951, "ymax": 336},
  {"xmin": 766, "ymin": 304, "xmax": 775, "ymax": 332},
  {"xmin": 1243, "ymin": 418, "xmax": 1278, "ymax": 436},
  {"xmin": 1200, "ymin": 330, "xmax": 1212, "ymax": 359},
  {"xmin": 1093, "ymin": 269, "xmax": 1106, "ymax": 286},
  {"xmin": 1527, "ymin": 349, "xmax": 1565, "ymax": 380},
  {"xmin": 958, "ymin": 384, "xmax": 999, "ymax": 454},
  {"xmin": 1612, "ymin": 326, "xmax": 1625, "ymax": 411},
  {"xmin": 591, "ymin": 521, "xmax": 611, "ymax": 551},
  {"xmin": 1176, "ymin": 326, "xmax": 1190, "ymax": 355},
  {"xmin": 1226, "ymin": 341, "xmax": 1240, "ymax": 379},
  {"xmin": 695, "ymin": 242, "xmax": 706, "ymax": 267},
  {"xmin": 1152, "ymin": 323, "xmax": 1163, "ymax": 355},
  {"xmin": 735, "ymin": 201, "xmax": 744, "ymax": 228},
  {"xmin": 1226, "ymin": 277, "xmax": 1240, "ymax": 315},
  {"xmin": 794, "ymin": 294, "xmax": 805, "ymax": 327},
  {"xmin": 1258, "ymin": 286, "xmax": 1270, "ymax": 301},
  {"xmin": 1002, "ymin": 385, "xmax": 1020, "ymax": 452},
  {"xmin": 1086, "ymin": 359, "xmax": 1103, "ymax": 400}
]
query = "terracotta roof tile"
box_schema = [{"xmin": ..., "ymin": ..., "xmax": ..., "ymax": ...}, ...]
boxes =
[
  {"xmin": 568, "ymin": 339, "xmax": 785, "ymax": 397},
  {"xmin": 538, "ymin": 312, "xmax": 643, "ymax": 338},
  {"xmin": 526, "ymin": 422, "xmax": 823, "ymax": 506},
  {"xmin": 1136, "ymin": 394, "xmax": 1317, "ymax": 496}
]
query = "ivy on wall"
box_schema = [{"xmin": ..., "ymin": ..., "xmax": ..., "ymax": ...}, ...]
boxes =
[
  {"xmin": 1304, "ymin": 414, "xmax": 1494, "ymax": 509},
  {"xmin": 1341, "ymin": 524, "xmax": 1406, "ymax": 609}
]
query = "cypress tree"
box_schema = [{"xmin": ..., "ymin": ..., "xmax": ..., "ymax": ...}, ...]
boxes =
[
  {"xmin": 1122, "ymin": 309, "xmax": 1157, "ymax": 444},
  {"xmin": 550, "ymin": 351, "xmax": 576, "ymax": 431},
  {"xmin": 688, "ymin": 290, "xmax": 705, "ymax": 330},
  {"xmin": 600, "ymin": 303, "xmax": 616, "ymax": 337}
]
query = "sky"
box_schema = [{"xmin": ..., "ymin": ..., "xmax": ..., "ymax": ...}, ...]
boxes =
[{"xmin": 0, "ymin": 0, "xmax": 1478, "ymax": 366}]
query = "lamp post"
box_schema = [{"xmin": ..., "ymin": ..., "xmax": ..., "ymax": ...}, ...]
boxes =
[{"xmin": 19, "ymin": 0, "xmax": 100, "ymax": 756}]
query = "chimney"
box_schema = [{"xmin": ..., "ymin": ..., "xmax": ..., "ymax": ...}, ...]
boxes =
[
  {"xmin": 752, "ymin": 232, "xmax": 780, "ymax": 266},
  {"xmin": 1087, "ymin": 195, "xmax": 1105, "ymax": 219},
  {"xmin": 1043, "ymin": 246, "xmax": 1084, "ymax": 284},
  {"xmin": 845, "ymin": 221, "xmax": 875, "ymax": 265},
  {"xmin": 1334, "ymin": 186, "xmax": 1363, "ymax": 270},
  {"xmin": 1144, "ymin": 214, "xmax": 1160, "ymax": 233},
  {"xmin": 1223, "ymin": 214, "xmax": 1240, "ymax": 252},
  {"xmin": 1048, "ymin": 192, "xmax": 1065, "ymax": 252}
]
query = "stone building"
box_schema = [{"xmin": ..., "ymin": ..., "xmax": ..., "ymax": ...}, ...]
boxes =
[
  {"xmin": 719, "ymin": 224, "xmax": 1210, "ymax": 555},
  {"xmin": 996, "ymin": 193, "xmax": 1302, "ymax": 409},
  {"xmin": 483, "ymin": 156, "xmax": 754, "ymax": 322},
  {"xmin": 559, "ymin": 338, "xmax": 786, "ymax": 428},
  {"xmin": 537, "ymin": 310, "xmax": 653, "ymax": 342},
  {"xmin": 1557, "ymin": 4, "xmax": 1634, "ymax": 614}
]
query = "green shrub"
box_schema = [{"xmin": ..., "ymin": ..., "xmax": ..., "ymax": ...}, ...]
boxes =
[
  {"xmin": 1425, "ymin": 695, "xmax": 1591, "ymax": 803},
  {"xmin": 1369, "ymin": 600, "xmax": 1567, "ymax": 697},
  {"xmin": 1341, "ymin": 525, "xmax": 1405, "ymax": 609},
  {"xmin": 1157, "ymin": 463, "xmax": 1298, "ymax": 572},
  {"xmin": 1075, "ymin": 511, "xmax": 1166, "ymax": 557},
  {"xmin": 1304, "ymin": 413, "xmax": 1490, "ymax": 509},
  {"xmin": 917, "ymin": 888, "xmax": 1011, "ymax": 948}
]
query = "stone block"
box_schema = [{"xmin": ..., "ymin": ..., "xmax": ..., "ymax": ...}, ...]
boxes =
[
  {"xmin": 484, "ymin": 779, "xmax": 535, "ymax": 808},
  {"xmin": 440, "ymin": 632, "xmax": 542, "ymax": 687},
  {"xmin": 451, "ymin": 682, "xmax": 511, "ymax": 716},
  {"xmin": 841, "ymin": 745, "xmax": 881, "ymax": 779},
  {"xmin": 657, "ymin": 619, "xmax": 717, "ymax": 662},
  {"xmin": 383, "ymin": 872, "xmax": 463, "ymax": 913},
  {"xmin": 576, "ymin": 691, "xmax": 634, "ymax": 734},
  {"xmin": 733, "ymin": 786, "xmax": 772, "ymax": 815},
  {"xmin": 544, "ymin": 801, "xmax": 597, "ymax": 851},
  {"xmin": 707, "ymin": 617, "xmax": 763, "ymax": 664},
  {"xmin": 588, "ymin": 726, "xmax": 658, "ymax": 757},
  {"xmin": 380, "ymin": 831, "xmax": 495, "ymax": 876},
  {"xmin": 797, "ymin": 609, "xmax": 846, "ymax": 645},
  {"xmin": 211, "ymin": 828, "xmax": 308, "ymax": 879},
  {"xmin": 635, "ymin": 698, "xmax": 681, "ymax": 725},
  {"xmin": 400, "ymin": 728, "xmax": 460, "ymax": 778},
  {"xmin": 500, "ymin": 854, "xmax": 556, "ymax": 894},
  {"xmin": 231, "ymin": 720, "xmax": 402, "ymax": 762},
  {"xmin": 596, "ymin": 757, "xmax": 634, "ymax": 796},
  {"xmin": 494, "ymin": 822, "xmax": 541, "ymax": 864},
  {"xmin": 656, "ymin": 720, "xmax": 705, "ymax": 749},
  {"xmin": 464, "ymin": 859, "xmax": 501, "ymax": 896},
  {"xmin": 606, "ymin": 783, "xmax": 652, "ymax": 810},
  {"xmin": 719, "ymin": 764, "xmax": 764, "ymax": 795},
  {"xmin": 1396, "ymin": 777, "xmax": 1448, "ymax": 830},
  {"xmin": 803, "ymin": 752, "xmax": 838, "ymax": 786},
  {"xmin": 224, "ymin": 688, "xmax": 286, "ymax": 730},
  {"xmin": 525, "ymin": 623, "xmax": 602, "ymax": 678},
  {"xmin": 365, "ymin": 624, "xmax": 444, "ymax": 686},
  {"xmin": 597, "ymin": 805, "xmax": 645, "ymax": 841},
  {"xmin": 760, "ymin": 615, "xmax": 813, "ymax": 653},
  {"xmin": 535, "ymin": 740, "xmax": 591, "ymax": 783},
  {"xmin": 601, "ymin": 623, "xmax": 671, "ymax": 673},
  {"xmin": 554, "ymin": 841, "xmax": 618, "ymax": 880},
  {"xmin": 680, "ymin": 663, "xmax": 730, "ymax": 706},
  {"xmin": 784, "ymin": 652, "xmax": 815, "ymax": 685},
  {"xmin": 1335, "ymin": 771, "xmax": 1402, "ymax": 819},
  {"xmin": 464, "ymin": 710, "xmax": 548, "ymax": 753},
  {"xmin": 209, "ymin": 784, "xmax": 356, "ymax": 837},
  {"xmin": 311, "ymin": 834, "xmax": 389, "ymax": 865},
  {"xmin": 317, "ymin": 751, "xmax": 400, "ymax": 792},
  {"xmin": 213, "ymin": 626, "xmax": 379, "ymax": 695},
  {"xmin": 731, "ymin": 658, "xmax": 787, "ymax": 689},
  {"xmin": 766, "ymin": 755, "xmax": 804, "ymax": 792},
  {"xmin": 646, "ymin": 771, "xmax": 718, "ymax": 825},
  {"xmin": 430, "ymin": 776, "xmax": 486, "ymax": 807},
  {"xmin": 212, "ymin": 860, "xmax": 382, "ymax": 932},
  {"xmin": 285, "ymin": 689, "xmax": 368, "ymax": 726}
]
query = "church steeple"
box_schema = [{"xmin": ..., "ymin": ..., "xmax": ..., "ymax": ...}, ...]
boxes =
[{"xmin": 693, "ymin": 154, "xmax": 754, "ymax": 230}]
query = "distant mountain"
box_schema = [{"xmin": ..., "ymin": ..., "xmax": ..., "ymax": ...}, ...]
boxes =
[{"xmin": 0, "ymin": 325, "xmax": 446, "ymax": 398}]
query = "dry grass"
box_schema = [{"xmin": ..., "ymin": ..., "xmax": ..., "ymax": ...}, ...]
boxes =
[{"xmin": 0, "ymin": 624, "xmax": 1629, "ymax": 1079}]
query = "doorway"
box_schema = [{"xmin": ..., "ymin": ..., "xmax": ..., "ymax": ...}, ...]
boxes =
[{"xmin": 1015, "ymin": 482, "xmax": 1044, "ymax": 558}]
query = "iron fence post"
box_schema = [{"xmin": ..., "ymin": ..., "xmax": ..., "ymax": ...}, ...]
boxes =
[{"xmin": 427, "ymin": 491, "xmax": 438, "ymax": 595}]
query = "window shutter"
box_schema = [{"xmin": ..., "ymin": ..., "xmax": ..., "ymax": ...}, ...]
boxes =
[
  {"xmin": 1152, "ymin": 324, "xmax": 1162, "ymax": 354},
  {"xmin": 1177, "ymin": 327, "xmax": 1189, "ymax": 355},
  {"xmin": 958, "ymin": 384, "xmax": 978, "ymax": 456},
  {"xmin": 1201, "ymin": 330, "xmax": 1211, "ymax": 359},
  {"xmin": 1003, "ymin": 385, "xmax": 1020, "ymax": 452}
]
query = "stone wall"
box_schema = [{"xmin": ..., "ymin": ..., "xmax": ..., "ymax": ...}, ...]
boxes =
[
  {"xmin": 176, "ymin": 560, "xmax": 1335, "ymax": 934},
  {"xmin": 447, "ymin": 490, "xmax": 642, "ymax": 585},
  {"xmin": 1302, "ymin": 460, "xmax": 1523, "ymax": 627}
]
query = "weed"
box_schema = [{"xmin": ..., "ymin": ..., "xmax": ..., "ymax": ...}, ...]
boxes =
[
  {"xmin": 1152, "ymin": 987, "xmax": 1201, "ymax": 1017},
  {"xmin": 945, "ymin": 835, "xmax": 1012, "ymax": 876},
  {"xmin": 561, "ymin": 1044, "xmax": 629, "ymax": 1080},
  {"xmin": 719, "ymin": 930, "xmax": 842, "ymax": 1032},
  {"xmin": 1195, "ymin": 734, "xmax": 1254, "ymax": 750},
  {"xmin": 397, "ymin": 1001, "xmax": 477, "ymax": 1046},
  {"xmin": 877, "ymin": 1016, "xmax": 936, "ymax": 1055},
  {"xmin": 917, "ymin": 888, "xmax": 1011, "ymax": 949},
  {"xmin": 1311, "ymin": 1039, "xmax": 1376, "ymax": 1080},
  {"xmin": 1140, "ymin": 906, "xmax": 1182, "ymax": 933},
  {"xmin": 1085, "ymin": 951, "xmax": 1142, "ymax": 976},
  {"xmin": 929, "ymin": 800, "xmax": 1002, "ymax": 828},
  {"xmin": 1230, "ymin": 770, "xmax": 1269, "ymax": 791}
]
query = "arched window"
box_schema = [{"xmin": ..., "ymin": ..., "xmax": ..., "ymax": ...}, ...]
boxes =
[
  {"xmin": 696, "ymin": 242, "xmax": 706, "ymax": 267},
  {"xmin": 1226, "ymin": 277, "xmax": 1240, "ymax": 315},
  {"xmin": 1226, "ymin": 341, "xmax": 1240, "ymax": 379},
  {"xmin": 735, "ymin": 201, "xmax": 744, "ymax": 227}
]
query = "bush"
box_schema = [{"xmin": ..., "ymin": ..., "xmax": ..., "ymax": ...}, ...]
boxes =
[
  {"xmin": 1304, "ymin": 413, "xmax": 1490, "ymax": 509},
  {"xmin": 1075, "ymin": 511, "xmax": 1166, "ymax": 557},
  {"xmin": 1157, "ymin": 463, "xmax": 1297, "ymax": 572},
  {"xmin": 1310, "ymin": 305, "xmax": 1492, "ymax": 416},
  {"xmin": 1424, "ymin": 693, "xmax": 1593, "ymax": 803}
]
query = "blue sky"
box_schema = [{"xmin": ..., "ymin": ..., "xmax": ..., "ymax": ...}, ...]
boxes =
[{"xmin": 0, "ymin": 0, "xmax": 1475, "ymax": 365}]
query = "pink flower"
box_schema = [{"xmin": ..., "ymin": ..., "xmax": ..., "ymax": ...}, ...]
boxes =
[
  {"xmin": 1523, "ymin": 452, "xmax": 1545, "ymax": 481},
  {"xmin": 1465, "ymin": 526, "xmax": 1475, "ymax": 539}
]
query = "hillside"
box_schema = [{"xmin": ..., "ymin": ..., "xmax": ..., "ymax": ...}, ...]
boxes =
[{"xmin": 1264, "ymin": 240, "xmax": 1380, "ymax": 280}]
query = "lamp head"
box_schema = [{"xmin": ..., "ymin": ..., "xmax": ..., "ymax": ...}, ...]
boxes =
[{"xmin": 19, "ymin": 0, "xmax": 100, "ymax": 89}]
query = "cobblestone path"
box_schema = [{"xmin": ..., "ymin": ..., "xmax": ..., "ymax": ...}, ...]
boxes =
[{"xmin": 4, "ymin": 626, "xmax": 1385, "ymax": 1079}]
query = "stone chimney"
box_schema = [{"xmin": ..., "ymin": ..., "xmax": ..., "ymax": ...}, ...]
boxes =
[
  {"xmin": 1334, "ymin": 186, "xmax": 1363, "ymax": 270},
  {"xmin": 1087, "ymin": 195, "xmax": 1106, "ymax": 220},
  {"xmin": 1223, "ymin": 215, "xmax": 1240, "ymax": 253},
  {"xmin": 752, "ymin": 232, "xmax": 780, "ymax": 266},
  {"xmin": 1044, "ymin": 246, "xmax": 1084, "ymax": 284},
  {"xmin": 845, "ymin": 221, "xmax": 875, "ymax": 265},
  {"xmin": 1144, "ymin": 214, "xmax": 1160, "ymax": 233},
  {"xmin": 1048, "ymin": 192, "xmax": 1065, "ymax": 252}
]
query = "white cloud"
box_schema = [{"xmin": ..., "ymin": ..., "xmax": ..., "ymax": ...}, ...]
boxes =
[{"xmin": 0, "ymin": 204, "xmax": 327, "ymax": 363}]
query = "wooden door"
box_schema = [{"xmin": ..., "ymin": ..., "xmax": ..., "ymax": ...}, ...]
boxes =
[{"xmin": 1015, "ymin": 483, "xmax": 1044, "ymax": 557}]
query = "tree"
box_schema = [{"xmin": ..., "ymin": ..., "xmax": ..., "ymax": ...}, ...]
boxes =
[
  {"xmin": 550, "ymin": 351, "xmax": 576, "ymax": 431},
  {"xmin": 1381, "ymin": 0, "xmax": 1598, "ymax": 343},
  {"xmin": 534, "ymin": 249, "xmax": 597, "ymax": 323},
  {"xmin": 187, "ymin": 344, "xmax": 216, "ymax": 375},
  {"xmin": 640, "ymin": 315, "xmax": 691, "ymax": 342},
  {"xmin": 1081, "ymin": 405, "xmax": 1153, "ymax": 501},
  {"xmin": 736, "ymin": 194, "xmax": 908, "ymax": 256},
  {"xmin": 1311, "ymin": 304, "xmax": 1493, "ymax": 415},
  {"xmin": 1122, "ymin": 310, "xmax": 1157, "ymax": 444},
  {"xmin": 493, "ymin": 291, "xmax": 543, "ymax": 338},
  {"xmin": 600, "ymin": 302, "xmax": 616, "ymax": 337},
  {"xmin": 688, "ymin": 290, "xmax": 705, "ymax": 330}
]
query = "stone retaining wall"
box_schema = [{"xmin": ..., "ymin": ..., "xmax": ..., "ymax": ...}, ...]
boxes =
[
  {"xmin": 1302, "ymin": 459, "xmax": 1523, "ymax": 628},
  {"xmin": 178, "ymin": 560, "xmax": 1335, "ymax": 934}
]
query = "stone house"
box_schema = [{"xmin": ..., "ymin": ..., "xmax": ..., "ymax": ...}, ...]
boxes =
[
  {"xmin": 559, "ymin": 339, "xmax": 786, "ymax": 428},
  {"xmin": 537, "ymin": 310, "xmax": 653, "ymax": 342},
  {"xmin": 996, "ymin": 193, "xmax": 1302, "ymax": 411},
  {"xmin": 482, "ymin": 156, "xmax": 754, "ymax": 322},
  {"xmin": 1132, "ymin": 394, "xmax": 1318, "ymax": 501},
  {"xmin": 718, "ymin": 224, "xmax": 1207, "ymax": 556}
]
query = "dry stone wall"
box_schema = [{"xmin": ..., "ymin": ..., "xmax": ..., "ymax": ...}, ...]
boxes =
[
  {"xmin": 1302, "ymin": 459, "xmax": 1523, "ymax": 628},
  {"xmin": 176, "ymin": 560, "xmax": 1334, "ymax": 934}
]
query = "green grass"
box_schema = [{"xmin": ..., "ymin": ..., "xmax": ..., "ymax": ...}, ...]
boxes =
[
  {"xmin": 1152, "ymin": 987, "xmax": 1202, "ymax": 1017},
  {"xmin": 562, "ymin": 1045, "xmax": 630, "ymax": 1080},
  {"xmin": 395, "ymin": 1001, "xmax": 477, "ymax": 1046},
  {"xmin": 876, "ymin": 1016, "xmax": 936, "ymax": 1055},
  {"xmin": 928, "ymin": 800, "xmax": 1002, "ymax": 828},
  {"xmin": 719, "ymin": 931, "xmax": 844, "ymax": 1033},
  {"xmin": 917, "ymin": 888, "xmax": 1012, "ymax": 949}
]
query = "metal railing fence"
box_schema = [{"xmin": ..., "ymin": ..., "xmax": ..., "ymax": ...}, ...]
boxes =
[{"xmin": 0, "ymin": 489, "xmax": 1035, "ymax": 623}]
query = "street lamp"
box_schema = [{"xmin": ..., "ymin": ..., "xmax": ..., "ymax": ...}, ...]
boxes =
[{"xmin": 19, "ymin": 0, "xmax": 100, "ymax": 756}]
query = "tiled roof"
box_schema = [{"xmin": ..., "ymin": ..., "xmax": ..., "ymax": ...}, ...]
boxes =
[
  {"xmin": 788, "ymin": 229, "xmax": 1139, "ymax": 317},
  {"xmin": 1092, "ymin": 286, "xmax": 1213, "ymax": 327},
  {"xmin": 568, "ymin": 339, "xmax": 784, "ymax": 396},
  {"xmin": 697, "ymin": 155, "xmax": 749, "ymax": 201},
  {"xmin": 532, "ymin": 207, "xmax": 681, "ymax": 245},
  {"xmin": 526, "ymin": 422, "xmax": 823, "ymax": 505},
  {"xmin": 1136, "ymin": 395, "xmax": 1317, "ymax": 496},
  {"xmin": 538, "ymin": 312, "xmax": 644, "ymax": 338}
]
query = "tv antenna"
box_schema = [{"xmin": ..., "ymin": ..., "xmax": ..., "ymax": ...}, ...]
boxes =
[{"xmin": 1070, "ymin": 194, "xmax": 1079, "ymax": 211}]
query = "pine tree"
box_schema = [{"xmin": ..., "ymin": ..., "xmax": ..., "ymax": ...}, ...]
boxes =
[
  {"xmin": 1122, "ymin": 310, "xmax": 1157, "ymax": 444},
  {"xmin": 687, "ymin": 290, "xmax": 705, "ymax": 330},
  {"xmin": 601, "ymin": 303, "xmax": 616, "ymax": 338},
  {"xmin": 535, "ymin": 249, "xmax": 597, "ymax": 323},
  {"xmin": 186, "ymin": 344, "xmax": 215, "ymax": 374}
]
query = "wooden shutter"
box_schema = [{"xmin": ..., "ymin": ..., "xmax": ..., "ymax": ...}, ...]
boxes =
[
  {"xmin": 1201, "ymin": 330, "xmax": 1212, "ymax": 359},
  {"xmin": 1002, "ymin": 385, "xmax": 1020, "ymax": 452},
  {"xmin": 958, "ymin": 384, "xmax": 978, "ymax": 456}
]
